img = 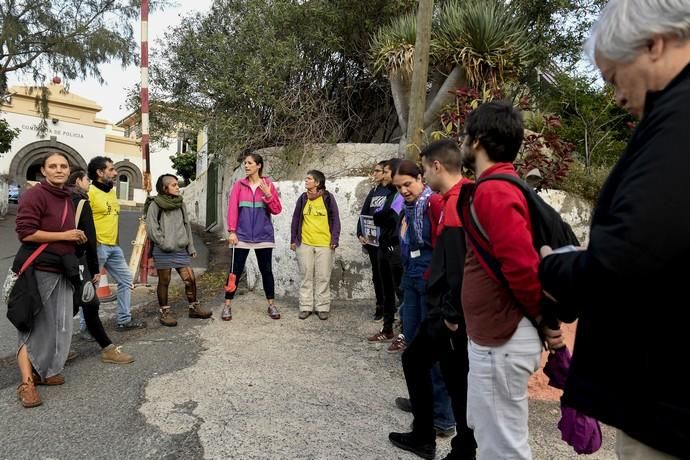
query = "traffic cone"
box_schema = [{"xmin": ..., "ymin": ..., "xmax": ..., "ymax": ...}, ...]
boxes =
[{"xmin": 97, "ymin": 267, "xmax": 116, "ymax": 302}]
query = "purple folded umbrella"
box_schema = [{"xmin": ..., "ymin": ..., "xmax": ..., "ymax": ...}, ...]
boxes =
[{"xmin": 544, "ymin": 346, "xmax": 603, "ymax": 455}]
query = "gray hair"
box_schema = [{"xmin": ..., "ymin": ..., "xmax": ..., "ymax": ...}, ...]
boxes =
[{"xmin": 586, "ymin": 0, "xmax": 690, "ymax": 62}]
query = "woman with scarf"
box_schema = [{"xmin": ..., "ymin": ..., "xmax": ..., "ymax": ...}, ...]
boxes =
[
  {"xmin": 146, "ymin": 174, "xmax": 212, "ymax": 326},
  {"xmin": 290, "ymin": 170, "xmax": 341, "ymax": 320},
  {"xmin": 67, "ymin": 170, "xmax": 134, "ymax": 364},
  {"xmin": 14, "ymin": 152, "xmax": 84, "ymax": 408},
  {"xmin": 390, "ymin": 160, "xmax": 456, "ymax": 434}
]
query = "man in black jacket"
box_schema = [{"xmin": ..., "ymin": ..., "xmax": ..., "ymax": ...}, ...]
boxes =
[
  {"xmin": 356, "ymin": 161, "xmax": 391, "ymax": 320},
  {"xmin": 389, "ymin": 140, "xmax": 476, "ymax": 460},
  {"xmin": 540, "ymin": 1, "xmax": 690, "ymax": 458}
]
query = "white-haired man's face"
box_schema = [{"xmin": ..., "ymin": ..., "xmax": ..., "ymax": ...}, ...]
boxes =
[{"xmin": 597, "ymin": 49, "xmax": 654, "ymax": 119}]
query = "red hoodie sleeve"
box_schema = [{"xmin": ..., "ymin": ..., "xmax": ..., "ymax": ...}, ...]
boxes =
[
  {"xmin": 428, "ymin": 194, "xmax": 443, "ymax": 247},
  {"xmin": 473, "ymin": 181, "xmax": 541, "ymax": 318}
]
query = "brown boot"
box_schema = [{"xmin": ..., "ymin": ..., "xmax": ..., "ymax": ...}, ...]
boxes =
[
  {"xmin": 101, "ymin": 344, "xmax": 135, "ymax": 364},
  {"xmin": 159, "ymin": 307, "xmax": 178, "ymax": 327},
  {"xmin": 189, "ymin": 302, "xmax": 212, "ymax": 319},
  {"xmin": 33, "ymin": 372, "xmax": 65, "ymax": 386},
  {"xmin": 17, "ymin": 378, "xmax": 42, "ymax": 408}
]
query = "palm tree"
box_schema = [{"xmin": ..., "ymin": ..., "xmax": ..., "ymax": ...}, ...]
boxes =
[{"xmin": 371, "ymin": 0, "xmax": 535, "ymax": 155}]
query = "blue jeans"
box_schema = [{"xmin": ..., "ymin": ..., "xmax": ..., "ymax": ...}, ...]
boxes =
[
  {"xmin": 97, "ymin": 244, "xmax": 133, "ymax": 325},
  {"xmin": 401, "ymin": 275, "xmax": 456, "ymax": 430}
]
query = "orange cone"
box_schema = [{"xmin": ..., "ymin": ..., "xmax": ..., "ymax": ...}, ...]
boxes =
[{"xmin": 97, "ymin": 267, "xmax": 116, "ymax": 302}]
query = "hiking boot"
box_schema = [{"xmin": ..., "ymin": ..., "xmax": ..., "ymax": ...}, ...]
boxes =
[
  {"xmin": 441, "ymin": 449, "xmax": 477, "ymax": 460},
  {"xmin": 367, "ymin": 329, "xmax": 394, "ymax": 342},
  {"xmin": 101, "ymin": 344, "xmax": 135, "ymax": 364},
  {"xmin": 221, "ymin": 304, "xmax": 232, "ymax": 321},
  {"xmin": 387, "ymin": 334, "xmax": 407, "ymax": 353},
  {"xmin": 17, "ymin": 378, "xmax": 41, "ymax": 408},
  {"xmin": 117, "ymin": 319, "xmax": 147, "ymax": 331},
  {"xmin": 189, "ymin": 302, "xmax": 212, "ymax": 319},
  {"xmin": 159, "ymin": 307, "xmax": 178, "ymax": 327},
  {"xmin": 267, "ymin": 304, "xmax": 281, "ymax": 320},
  {"xmin": 389, "ymin": 432, "xmax": 436, "ymax": 460},
  {"xmin": 395, "ymin": 397, "xmax": 412, "ymax": 413},
  {"xmin": 298, "ymin": 310, "xmax": 312, "ymax": 320},
  {"xmin": 435, "ymin": 426, "xmax": 456, "ymax": 438},
  {"xmin": 317, "ymin": 311, "xmax": 329, "ymax": 320},
  {"xmin": 33, "ymin": 372, "xmax": 65, "ymax": 386}
]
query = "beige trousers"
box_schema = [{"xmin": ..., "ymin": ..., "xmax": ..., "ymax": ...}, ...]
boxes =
[
  {"xmin": 616, "ymin": 430, "xmax": 679, "ymax": 460},
  {"xmin": 296, "ymin": 244, "xmax": 334, "ymax": 312}
]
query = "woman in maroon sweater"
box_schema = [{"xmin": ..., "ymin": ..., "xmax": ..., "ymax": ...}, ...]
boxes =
[{"xmin": 14, "ymin": 152, "xmax": 86, "ymax": 408}]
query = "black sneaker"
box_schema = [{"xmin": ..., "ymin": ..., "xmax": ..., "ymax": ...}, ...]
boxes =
[
  {"xmin": 435, "ymin": 426, "xmax": 456, "ymax": 438},
  {"xmin": 116, "ymin": 319, "xmax": 147, "ymax": 331},
  {"xmin": 441, "ymin": 450, "xmax": 476, "ymax": 460},
  {"xmin": 395, "ymin": 396, "xmax": 412, "ymax": 413},
  {"xmin": 389, "ymin": 432, "xmax": 435, "ymax": 460}
]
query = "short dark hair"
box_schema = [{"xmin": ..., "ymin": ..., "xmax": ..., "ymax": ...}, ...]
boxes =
[
  {"xmin": 42, "ymin": 151, "xmax": 70, "ymax": 168},
  {"xmin": 420, "ymin": 139, "xmax": 462, "ymax": 172},
  {"xmin": 87, "ymin": 155, "xmax": 114, "ymax": 181},
  {"xmin": 393, "ymin": 159, "xmax": 423, "ymax": 178},
  {"xmin": 67, "ymin": 169, "xmax": 87, "ymax": 187},
  {"xmin": 306, "ymin": 169, "xmax": 326, "ymax": 190},
  {"xmin": 377, "ymin": 160, "xmax": 386, "ymax": 167},
  {"xmin": 464, "ymin": 101, "xmax": 524, "ymax": 163},
  {"xmin": 156, "ymin": 174, "xmax": 178, "ymax": 195},
  {"xmin": 384, "ymin": 158, "xmax": 401, "ymax": 173}
]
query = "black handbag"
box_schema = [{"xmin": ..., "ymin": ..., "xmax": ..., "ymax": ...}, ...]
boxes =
[{"xmin": 7, "ymin": 259, "xmax": 45, "ymax": 333}]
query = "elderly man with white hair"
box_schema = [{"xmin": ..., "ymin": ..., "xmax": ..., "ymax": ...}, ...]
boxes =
[{"xmin": 539, "ymin": 0, "xmax": 690, "ymax": 459}]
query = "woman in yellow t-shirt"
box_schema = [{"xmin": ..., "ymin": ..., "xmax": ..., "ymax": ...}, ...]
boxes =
[{"xmin": 290, "ymin": 170, "xmax": 341, "ymax": 320}]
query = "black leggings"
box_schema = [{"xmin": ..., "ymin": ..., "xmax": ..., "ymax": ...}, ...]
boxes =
[
  {"xmin": 157, "ymin": 267, "xmax": 197, "ymax": 307},
  {"xmin": 82, "ymin": 304, "xmax": 112, "ymax": 349},
  {"xmin": 225, "ymin": 248, "xmax": 275, "ymax": 300}
]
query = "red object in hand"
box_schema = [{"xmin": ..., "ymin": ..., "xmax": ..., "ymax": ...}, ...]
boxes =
[{"xmin": 225, "ymin": 273, "xmax": 237, "ymax": 294}]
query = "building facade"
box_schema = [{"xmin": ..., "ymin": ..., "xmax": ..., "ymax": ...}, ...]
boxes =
[{"xmin": 0, "ymin": 81, "xmax": 179, "ymax": 213}]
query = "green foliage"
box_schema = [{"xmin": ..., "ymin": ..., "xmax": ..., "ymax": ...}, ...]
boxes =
[
  {"xmin": 559, "ymin": 161, "xmax": 610, "ymax": 204},
  {"xmin": 370, "ymin": 14, "xmax": 418, "ymax": 77},
  {"xmin": 170, "ymin": 151, "xmax": 197, "ymax": 184},
  {"xmin": 435, "ymin": 0, "xmax": 534, "ymax": 88},
  {"xmin": 0, "ymin": 0, "xmax": 170, "ymax": 130},
  {"xmin": 0, "ymin": 117, "xmax": 20, "ymax": 154},
  {"xmin": 143, "ymin": 0, "xmax": 416, "ymax": 156}
]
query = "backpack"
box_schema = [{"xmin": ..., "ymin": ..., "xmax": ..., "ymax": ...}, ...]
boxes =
[{"xmin": 458, "ymin": 174, "xmax": 580, "ymax": 340}]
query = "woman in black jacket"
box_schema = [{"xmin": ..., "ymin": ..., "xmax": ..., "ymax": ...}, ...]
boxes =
[{"xmin": 67, "ymin": 170, "xmax": 133, "ymax": 365}]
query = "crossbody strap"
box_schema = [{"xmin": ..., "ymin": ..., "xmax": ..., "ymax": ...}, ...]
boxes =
[
  {"xmin": 18, "ymin": 200, "xmax": 69, "ymax": 275},
  {"xmin": 75, "ymin": 199, "xmax": 86, "ymax": 228}
]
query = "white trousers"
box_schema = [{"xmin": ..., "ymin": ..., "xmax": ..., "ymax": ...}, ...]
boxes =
[
  {"xmin": 467, "ymin": 317, "xmax": 542, "ymax": 460},
  {"xmin": 296, "ymin": 244, "xmax": 334, "ymax": 312}
]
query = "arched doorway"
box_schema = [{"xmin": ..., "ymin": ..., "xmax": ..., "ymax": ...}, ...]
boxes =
[
  {"xmin": 113, "ymin": 159, "xmax": 143, "ymax": 201},
  {"xmin": 9, "ymin": 138, "xmax": 87, "ymax": 186}
]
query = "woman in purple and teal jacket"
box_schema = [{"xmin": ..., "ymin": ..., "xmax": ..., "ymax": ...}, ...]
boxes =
[{"xmin": 222, "ymin": 153, "xmax": 282, "ymax": 321}]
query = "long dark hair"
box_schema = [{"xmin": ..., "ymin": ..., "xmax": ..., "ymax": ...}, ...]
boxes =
[
  {"xmin": 245, "ymin": 153, "xmax": 265, "ymax": 177},
  {"xmin": 67, "ymin": 169, "xmax": 87, "ymax": 187}
]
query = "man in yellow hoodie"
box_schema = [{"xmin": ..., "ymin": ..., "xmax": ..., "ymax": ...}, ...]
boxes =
[{"xmin": 87, "ymin": 156, "xmax": 146, "ymax": 330}]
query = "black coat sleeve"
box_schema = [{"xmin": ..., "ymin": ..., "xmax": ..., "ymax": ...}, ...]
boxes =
[
  {"xmin": 439, "ymin": 227, "xmax": 466, "ymax": 324},
  {"xmin": 540, "ymin": 111, "xmax": 690, "ymax": 312},
  {"xmin": 77, "ymin": 201, "xmax": 100, "ymax": 277},
  {"xmin": 357, "ymin": 187, "xmax": 375, "ymax": 237}
]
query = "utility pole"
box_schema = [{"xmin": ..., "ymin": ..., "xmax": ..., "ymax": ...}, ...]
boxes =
[{"xmin": 405, "ymin": 0, "xmax": 434, "ymax": 160}]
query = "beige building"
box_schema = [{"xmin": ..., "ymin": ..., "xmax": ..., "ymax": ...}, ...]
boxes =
[{"xmin": 0, "ymin": 80, "xmax": 178, "ymax": 213}]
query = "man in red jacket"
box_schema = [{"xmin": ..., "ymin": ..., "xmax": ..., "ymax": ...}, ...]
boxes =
[
  {"xmin": 388, "ymin": 139, "xmax": 476, "ymax": 460},
  {"xmin": 459, "ymin": 102, "xmax": 543, "ymax": 459}
]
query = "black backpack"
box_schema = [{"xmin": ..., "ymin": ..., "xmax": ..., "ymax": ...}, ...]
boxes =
[{"xmin": 458, "ymin": 174, "xmax": 581, "ymax": 337}]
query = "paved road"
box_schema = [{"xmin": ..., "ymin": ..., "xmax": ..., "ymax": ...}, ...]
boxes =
[{"xmin": 0, "ymin": 205, "xmax": 208, "ymax": 359}]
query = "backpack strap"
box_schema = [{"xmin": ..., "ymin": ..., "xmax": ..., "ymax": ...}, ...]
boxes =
[
  {"xmin": 75, "ymin": 199, "xmax": 86, "ymax": 228},
  {"xmin": 462, "ymin": 178, "xmax": 547, "ymax": 349}
]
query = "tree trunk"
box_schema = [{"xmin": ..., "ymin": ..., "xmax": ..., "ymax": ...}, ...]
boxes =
[
  {"xmin": 423, "ymin": 65, "xmax": 466, "ymax": 128},
  {"xmin": 390, "ymin": 75, "xmax": 411, "ymax": 137},
  {"xmin": 405, "ymin": 0, "xmax": 434, "ymax": 160}
]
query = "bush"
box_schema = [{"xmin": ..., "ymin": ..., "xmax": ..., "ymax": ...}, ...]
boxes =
[{"xmin": 558, "ymin": 161, "xmax": 611, "ymax": 205}]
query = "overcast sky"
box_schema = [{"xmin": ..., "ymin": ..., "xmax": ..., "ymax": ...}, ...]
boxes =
[{"xmin": 8, "ymin": 1, "xmax": 213, "ymax": 124}]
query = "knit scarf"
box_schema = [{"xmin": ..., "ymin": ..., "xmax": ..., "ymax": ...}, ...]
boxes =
[
  {"xmin": 154, "ymin": 194, "xmax": 184, "ymax": 211},
  {"xmin": 413, "ymin": 185, "xmax": 433, "ymax": 246}
]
